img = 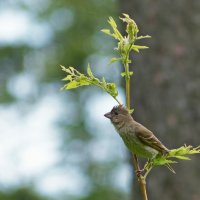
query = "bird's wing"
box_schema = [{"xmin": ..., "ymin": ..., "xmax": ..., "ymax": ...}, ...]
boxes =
[{"xmin": 134, "ymin": 123, "xmax": 169, "ymax": 153}]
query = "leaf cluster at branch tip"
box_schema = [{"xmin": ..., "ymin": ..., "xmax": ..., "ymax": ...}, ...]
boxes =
[
  {"xmin": 61, "ymin": 65, "xmax": 119, "ymax": 100},
  {"xmin": 101, "ymin": 13, "xmax": 151, "ymax": 65},
  {"xmin": 146, "ymin": 145, "xmax": 200, "ymax": 173}
]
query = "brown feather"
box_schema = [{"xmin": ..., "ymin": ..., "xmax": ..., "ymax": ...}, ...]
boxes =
[{"xmin": 134, "ymin": 123, "xmax": 169, "ymax": 154}]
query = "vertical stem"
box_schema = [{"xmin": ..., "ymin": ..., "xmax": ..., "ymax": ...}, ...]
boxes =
[
  {"xmin": 125, "ymin": 62, "xmax": 130, "ymax": 108},
  {"xmin": 134, "ymin": 155, "xmax": 148, "ymax": 200},
  {"xmin": 125, "ymin": 77, "xmax": 131, "ymax": 109},
  {"xmin": 125, "ymin": 62, "xmax": 148, "ymax": 200}
]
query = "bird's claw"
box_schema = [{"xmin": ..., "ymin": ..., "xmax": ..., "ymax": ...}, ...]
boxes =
[{"xmin": 136, "ymin": 169, "xmax": 145, "ymax": 177}]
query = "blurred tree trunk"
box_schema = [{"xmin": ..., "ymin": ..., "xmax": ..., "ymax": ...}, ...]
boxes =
[{"xmin": 119, "ymin": 1, "xmax": 200, "ymax": 200}]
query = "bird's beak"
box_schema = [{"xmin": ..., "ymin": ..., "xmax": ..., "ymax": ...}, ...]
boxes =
[{"xmin": 104, "ymin": 112, "xmax": 112, "ymax": 119}]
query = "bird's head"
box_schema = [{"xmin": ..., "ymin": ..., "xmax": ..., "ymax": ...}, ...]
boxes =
[{"xmin": 104, "ymin": 105, "xmax": 132, "ymax": 125}]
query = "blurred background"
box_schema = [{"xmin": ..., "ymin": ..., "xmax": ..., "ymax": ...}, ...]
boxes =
[{"xmin": 0, "ymin": 0, "xmax": 199, "ymax": 200}]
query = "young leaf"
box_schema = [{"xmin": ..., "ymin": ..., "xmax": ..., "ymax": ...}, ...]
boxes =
[
  {"xmin": 174, "ymin": 156, "xmax": 191, "ymax": 160},
  {"xmin": 62, "ymin": 75, "xmax": 72, "ymax": 81},
  {"xmin": 102, "ymin": 77, "xmax": 107, "ymax": 87},
  {"xmin": 60, "ymin": 65, "xmax": 71, "ymax": 74},
  {"xmin": 136, "ymin": 35, "xmax": 151, "ymax": 40},
  {"xmin": 107, "ymin": 17, "xmax": 123, "ymax": 41},
  {"xmin": 150, "ymin": 145, "xmax": 200, "ymax": 173},
  {"xmin": 110, "ymin": 57, "xmax": 122, "ymax": 64},
  {"xmin": 132, "ymin": 47, "xmax": 139, "ymax": 53},
  {"xmin": 101, "ymin": 29, "xmax": 111, "ymax": 35},
  {"xmin": 129, "ymin": 71, "xmax": 134, "ymax": 76},
  {"xmin": 128, "ymin": 108, "xmax": 134, "ymax": 114},
  {"xmin": 61, "ymin": 65, "xmax": 120, "ymax": 102},
  {"xmin": 121, "ymin": 71, "xmax": 133, "ymax": 77},
  {"xmin": 87, "ymin": 64, "xmax": 94, "ymax": 78},
  {"xmin": 132, "ymin": 45, "xmax": 149, "ymax": 49},
  {"xmin": 121, "ymin": 72, "xmax": 126, "ymax": 77},
  {"xmin": 101, "ymin": 29, "xmax": 116, "ymax": 39},
  {"xmin": 108, "ymin": 17, "xmax": 117, "ymax": 28},
  {"xmin": 66, "ymin": 81, "xmax": 79, "ymax": 89}
]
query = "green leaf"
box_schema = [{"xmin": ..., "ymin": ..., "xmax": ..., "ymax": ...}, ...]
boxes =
[
  {"xmin": 62, "ymin": 75, "xmax": 72, "ymax": 81},
  {"xmin": 108, "ymin": 17, "xmax": 117, "ymax": 28},
  {"xmin": 66, "ymin": 81, "xmax": 79, "ymax": 89},
  {"xmin": 152, "ymin": 155, "xmax": 177, "ymax": 166},
  {"xmin": 102, "ymin": 14, "xmax": 151, "ymax": 60},
  {"xmin": 132, "ymin": 47, "xmax": 139, "ymax": 53},
  {"xmin": 121, "ymin": 13, "xmax": 130, "ymax": 19},
  {"xmin": 121, "ymin": 71, "xmax": 133, "ymax": 77},
  {"xmin": 60, "ymin": 65, "xmax": 71, "ymax": 74},
  {"xmin": 61, "ymin": 65, "xmax": 119, "ymax": 101},
  {"xmin": 129, "ymin": 71, "xmax": 133, "ymax": 76},
  {"xmin": 119, "ymin": 13, "xmax": 139, "ymax": 43},
  {"xmin": 136, "ymin": 35, "xmax": 151, "ymax": 40},
  {"xmin": 173, "ymin": 156, "xmax": 191, "ymax": 160},
  {"xmin": 101, "ymin": 29, "xmax": 111, "ymax": 34},
  {"xmin": 87, "ymin": 64, "xmax": 94, "ymax": 78},
  {"xmin": 121, "ymin": 72, "xmax": 126, "ymax": 77},
  {"xmin": 102, "ymin": 77, "xmax": 107, "ymax": 87},
  {"xmin": 106, "ymin": 17, "xmax": 123, "ymax": 41},
  {"xmin": 149, "ymin": 145, "xmax": 200, "ymax": 174},
  {"xmin": 131, "ymin": 45, "xmax": 149, "ymax": 53},
  {"xmin": 109, "ymin": 57, "xmax": 122, "ymax": 64},
  {"xmin": 101, "ymin": 29, "xmax": 115, "ymax": 38},
  {"xmin": 128, "ymin": 108, "xmax": 134, "ymax": 114},
  {"xmin": 132, "ymin": 45, "xmax": 149, "ymax": 49}
]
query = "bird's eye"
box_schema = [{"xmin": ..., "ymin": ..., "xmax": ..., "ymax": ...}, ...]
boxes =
[{"xmin": 114, "ymin": 111, "xmax": 118, "ymax": 115}]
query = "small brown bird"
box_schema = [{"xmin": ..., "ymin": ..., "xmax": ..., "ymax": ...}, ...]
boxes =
[{"xmin": 104, "ymin": 105, "xmax": 169, "ymax": 159}]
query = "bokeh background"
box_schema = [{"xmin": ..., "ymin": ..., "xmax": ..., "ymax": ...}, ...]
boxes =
[{"xmin": 0, "ymin": 0, "xmax": 200, "ymax": 200}]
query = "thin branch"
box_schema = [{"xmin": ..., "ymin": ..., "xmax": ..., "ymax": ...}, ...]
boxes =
[{"xmin": 125, "ymin": 56, "xmax": 148, "ymax": 200}]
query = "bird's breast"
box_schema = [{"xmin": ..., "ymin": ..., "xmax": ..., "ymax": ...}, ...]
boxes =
[{"xmin": 118, "ymin": 129, "xmax": 159, "ymax": 159}]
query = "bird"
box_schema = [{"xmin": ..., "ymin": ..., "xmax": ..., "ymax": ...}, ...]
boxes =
[{"xmin": 104, "ymin": 105, "xmax": 169, "ymax": 159}]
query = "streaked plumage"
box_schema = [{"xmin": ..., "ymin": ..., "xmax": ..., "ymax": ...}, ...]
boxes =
[{"xmin": 104, "ymin": 105, "xmax": 169, "ymax": 159}]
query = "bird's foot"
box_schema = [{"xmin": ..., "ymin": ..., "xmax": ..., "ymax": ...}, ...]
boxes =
[{"xmin": 136, "ymin": 168, "xmax": 145, "ymax": 177}]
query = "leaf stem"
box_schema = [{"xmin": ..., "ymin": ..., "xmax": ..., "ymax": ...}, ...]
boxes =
[
  {"xmin": 144, "ymin": 166, "xmax": 152, "ymax": 180},
  {"xmin": 114, "ymin": 97, "xmax": 122, "ymax": 105}
]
